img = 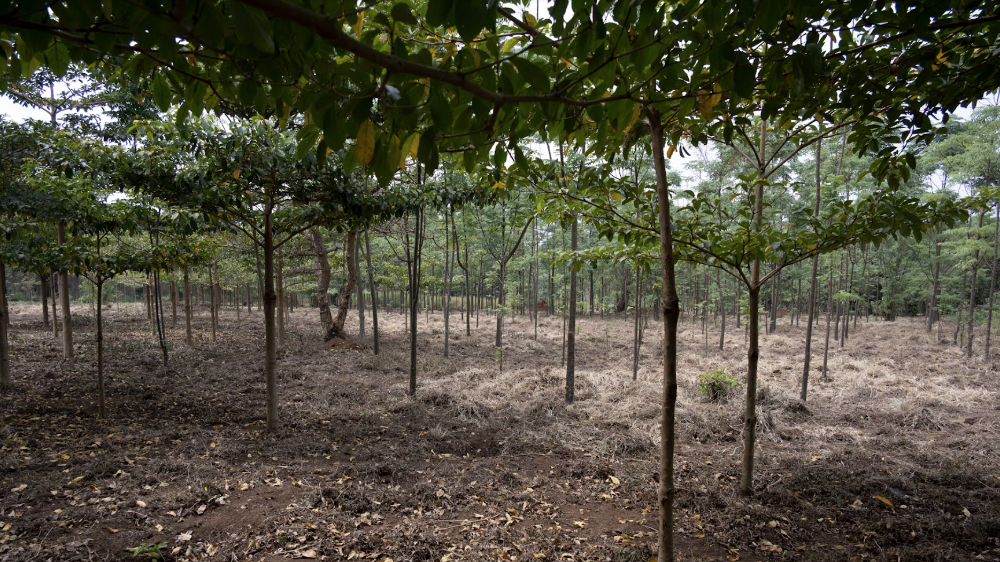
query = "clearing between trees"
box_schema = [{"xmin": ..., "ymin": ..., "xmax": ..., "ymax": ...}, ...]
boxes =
[{"xmin": 2, "ymin": 304, "xmax": 998, "ymax": 562}]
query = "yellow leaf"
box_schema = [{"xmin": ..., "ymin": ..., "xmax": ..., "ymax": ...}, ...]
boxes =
[
  {"xmin": 524, "ymin": 12, "xmax": 537, "ymax": 28},
  {"xmin": 11, "ymin": 484, "xmax": 26, "ymax": 492},
  {"xmin": 667, "ymin": 145, "xmax": 676, "ymax": 159},
  {"xmin": 697, "ymin": 83, "xmax": 722, "ymax": 118},
  {"xmin": 354, "ymin": 11, "xmax": 365, "ymax": 37},
  {"xmin": 873, "ymin": 495, "xmax": 894, "ymax": 508},
  {"xmin": 560, "ymin": 57, "xmax": 574, "ymax": 69},
  {"xmin": 356, "ymin": 119, "xmax": 375, "ymax": 166},
  {"xmin": 501, "ymin": 36, "xmax": 522, "ymax": 53},
  {"xmin": 609, "ymin": 475, "xmax": 620, "ymax": 485},
  {"xmin": 623, "ymin": 102, "xmax": 642, "ymax": 134},
  {"xmin": 232, "ymin": 168, "xmax": 240, "ymax": 179},
  {"xmin": 610, "ymin": 192, "xmax": 623, "ymax": 203}
]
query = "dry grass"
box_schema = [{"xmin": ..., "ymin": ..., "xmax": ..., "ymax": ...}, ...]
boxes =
[{"xmin": 3, "ymin": 302, "xmax": 1000, "ymax": 561}]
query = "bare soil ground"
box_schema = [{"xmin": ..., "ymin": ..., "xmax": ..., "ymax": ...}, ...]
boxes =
[{"xmin": 2, "ymin": 302, "xmax": 999, "ymax": 562}]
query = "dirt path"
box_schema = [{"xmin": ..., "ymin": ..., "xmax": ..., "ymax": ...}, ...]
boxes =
[{"xmin": 2, "ymin": 303, "xmax": 998, "ymax": 561}]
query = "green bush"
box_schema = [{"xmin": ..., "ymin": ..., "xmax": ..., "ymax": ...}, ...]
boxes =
[{"xmin": 697, "ymin": 368, "xmax": 742, "ymax": 403}]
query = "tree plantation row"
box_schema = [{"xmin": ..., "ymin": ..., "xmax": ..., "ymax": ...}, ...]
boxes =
[{"xmin": 2, "ymin": 1, "xmax": 1000, "ymax": 559}]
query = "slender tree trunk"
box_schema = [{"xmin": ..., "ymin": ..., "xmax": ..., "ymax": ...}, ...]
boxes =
[
  {"xmin": 170, "ymin": 279, "xmax": 178, "ymax": 326},
  {"xmin": 310, "ymin": 227, "xmax": 334, "ymax": 334},
  {"xmin": 51, "ymin": 273, "xmax": 59, "ymax": 338},
  {"xmin": 184, "ymin": 269, "xmax": 194, "ymax": 346},
  {"xmin": 444, "ymin": 217, "xmax": 451, "ymax": 358},
  {"xmin": 276, "ymin": 247, "xmax": 286, "ymax": 347},
  {"xmin": 407, "ymin": 207, "xmax": 424, "ymax": 396},
  {"xmin": 985, "ymin": 206, "xmax": 1000, "ymax": 362},
  {"xmin": 633, "ymin": 269, "xmax": 643, "ymax": 380},
  {"xmin": 58, "ymin": 223, "xmax": 73, "ymax": 359},
  {"xmin": 209, "ymin": 263, "xmax": 217, "ymax": 343},
  {"xmin": 96, "ymin": 275, "xmax": 106, "ymax": 418},
  {"xmin": 822, "ymin": 260, "xmax": 835, "ymax": 381},
  {"xmin": 739, "ymin": 120, "xmax": 769, "ymax": 497},
  {"xmin": 263, "ymin": 202, "xmax": 280, "ymax": 431},
  {"xmin": 718, "ymin": 271, "xmax": 727, "ymax": 351},
  {"xmin": 968, "ymin": 211, "xmax": 986, "ymax": 358},
  {"xmin": 40, "ymin": 272, "xmax": 50, "ymax": 328},
  {"xmin": 955, "ymin": 273, "xmax": 967, "ymax": 345},
  {"xmin": 928, "ymin": 239, "xmax": 941, "ymax": 333},
  {"xmin": 566, "ymin": 215, "xmax": 578, "ymax": 403},
  {"xmin": 364, "ymin": 230, "xmax": 380, "ymax": 355},
  {"xmin": 356, "ymin": 234, "xmax": 365, "ymax": 339},
  {"xmin": 331, "ymin": 229, "xmax": 359, "ymax": 339},
  {"xmin": 649, "ymin": 113, "xmax": 680, "ymax": 562},
  {"xmin": 0, "ymin": 259, "xmax": 10, "ymax": 392}
]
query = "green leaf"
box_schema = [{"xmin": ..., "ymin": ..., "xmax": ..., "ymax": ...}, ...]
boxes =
[
  {"xmin": 230, "ymin": 2, "xmax": 275, "ymax": 54},
  {"xmin": 515, "ymin": 57, "xmax": 550, "ymax": 92},
  {"xmin": 428, "ymin": 92, "xmax": 454, "ymax": 131},
  {"xmin": 734, "ymin": 59, "xmax": 755, "ymax": 98},
  {"xmin": 391, "ymin": 3, "xmax": 419, "ymax": 25},
  {"xmin": 153, "ymin": 74, "xmax": 171, "ymax": 111},
  {"xmin": 455, "ymin": 0, "xmax": 487, "ymax": 42},
  {"xmin": 425, "ymin": 0, "xmax": 453, "ymax": 27},
  {"xmin": 296, "ymin": 125, "xmax": 320, "ymax": 160}
]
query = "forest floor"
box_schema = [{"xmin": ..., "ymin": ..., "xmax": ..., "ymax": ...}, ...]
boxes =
[{"xmin": 2, "ymin": 302, "xmax": 999, "ymax": 562}]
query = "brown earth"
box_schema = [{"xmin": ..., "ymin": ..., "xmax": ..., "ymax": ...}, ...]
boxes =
[{"xmin": 1, "ymin": 302, "xmax": 999, "ymax": 561}]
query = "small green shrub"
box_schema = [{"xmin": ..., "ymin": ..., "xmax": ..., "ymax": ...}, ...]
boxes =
[
  {"xmin": 128, "ymin": 542, "xmax": 168, "ymax": 560},
  {"xmin": 697, "ymin": 368, "xmax": 742, "ymax": 403}
]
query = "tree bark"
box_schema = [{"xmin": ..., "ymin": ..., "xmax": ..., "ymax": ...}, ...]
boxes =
[
  {"xmin": 740, "ymin": 119, "xmax": 767, "ymax": 497},
  {"xmin": 364, "ymin": 230, "xmax": 380, "ymax": 355},
  {"xmin": 406, "ymin": 207, "xmax": 424, "ymax": 396},
  {"xmin": 566, "ymin": 214, "xmax": 578, "ymax": 403},
  {"xmin": 801, "ymin": 138, "xmax": 823, "ymax": 400},
  {"xmin": 968, "ymin": 211, "xmax": 985, "ymax": 358},
  {"xmin": 822, "ymin": 260, "xmax": 835, "ymax": 381},
  {"xmin": 356, "ymin": 234, "xmax": 366, "ymax": 339},
  {"xmin": 330, "ymin": 229, "xmax": 359, "ymax": 339},
  {"xmin": 276, "ymin": 247, "xmax": 286, "ymax": 347},
  {"xmin": 309, "ymin": 227, "xmax": 334, "ymax": 334},
  {"xmin": 58, "ymin": 223, "xmax": 73, "ymax": 359},
  {"xmin": 985, "ymin": 204, "xmax": 1000, "ymax": 362},
  {"xmin": 649, "ymin": 112, "xmax": 680, "ymax": 562},
  {"xmin": 184, "ymin": 269, "xmax": 194, "ymax": 347},
  {"xmin": 928, "ymin": 239, "xmax": 941, "ymax": 333},
  {"xmin": 263, "ymin": 204, "xmax": 279, "ymax": 431},
  {"xmin": 40, "ymin": 271, "xmax": 50, "ymax": 328},
  {"xmin": 209, "ymin": 262, "xmax": 218, "ymax": 343},
  {"xmin": 444, "ymin": 216, "xmax": 451, "ymax": 357},
  {"xmin": 0, "ymin": 259, "xmax": 10, "ymax": 392},
  {"xmin": 51, "ymin": 272, "xmax": 59, "ymax": 338}
]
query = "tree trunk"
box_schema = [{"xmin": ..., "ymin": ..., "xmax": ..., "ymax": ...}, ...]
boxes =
[
  {"xmin": 209, "ymin": 262, "xmax": 217, "ymax": 343},
  {"xmin": 310, "ymin": 227, "xmax": 334, "ymax": 334},
  {"xmin": 444, "ymin": 216, "xmax": 451, "ymax": 358},
  {"xmin": 566, "ymin": 215, "xmax": 578, "ymax": 403},
  {"xmin": 51, "ymin": 272, "xmax": 59, "ymax": 338},
  {"xmin": 263, "ymin": 205, "xmax": 278, "ymax": 431},
  {"xmin": 58, "ymin": 223, "xmax": 73, "ymax": 359},
  {"xmin": 170, "ymin": 279, "xmax": 178, "ymax": 326},
  {"xmin": 184, "ymin": 269, "xmax": 194, "ymax": 346},
  {"xmin": 96, "ymin": 275, "xmax": 106, "ymax": 418},
  {"xmin": 955, "ymin": 273, "xmax": 967, "ymax": 345},
  {"xmin": 633, "ymin": 268, "xmax": 643, "ymax": 380},
  {"xmin": 968, "ymin": 211, "xmax": 985, "ymax": 358},
  {"xmin": 276, "ymin": 247, "xmax": 286, "ymax": 347},
  {"xmin": 356, "ymin": 234, "xmax": 366, "ymax": 340},
  {"xmin": 822, "ymin": 260, "xmax": 835, "ymax": 381},
  {"xmin": 407, "ymin": 207, "xmax": 424, "ymax": 396},
  {"xmin": 718, "ymin": 271, "xmax": 727, "ymax": 351},
  {"xmin": 649, "ymin": 113, "xmax": 680, "ymax": 562},
  {"xmin": 0, "ymin": 259, "xmax": 10, "ymax": 392},
  {"xmin": 40, "ymin": 271, "xmax": 50, "ymax": 328},
  {"xmin": 330, "ymin": 229, "xmax": 359, "ymax": 339},
  {"xmin": 739, "ymin": 120, "xmax": 769, "ymax": 497},
  {"xmin": 985, "ymin": 206, "xmax": 1000, "ymax": 362},
  {"xmin": 928, "ymin": 239, "xmax": 941, "ymax": 333},
  {"xmin": 364, "ymin": 230, "xmax": 380, "ymax": 355}
]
